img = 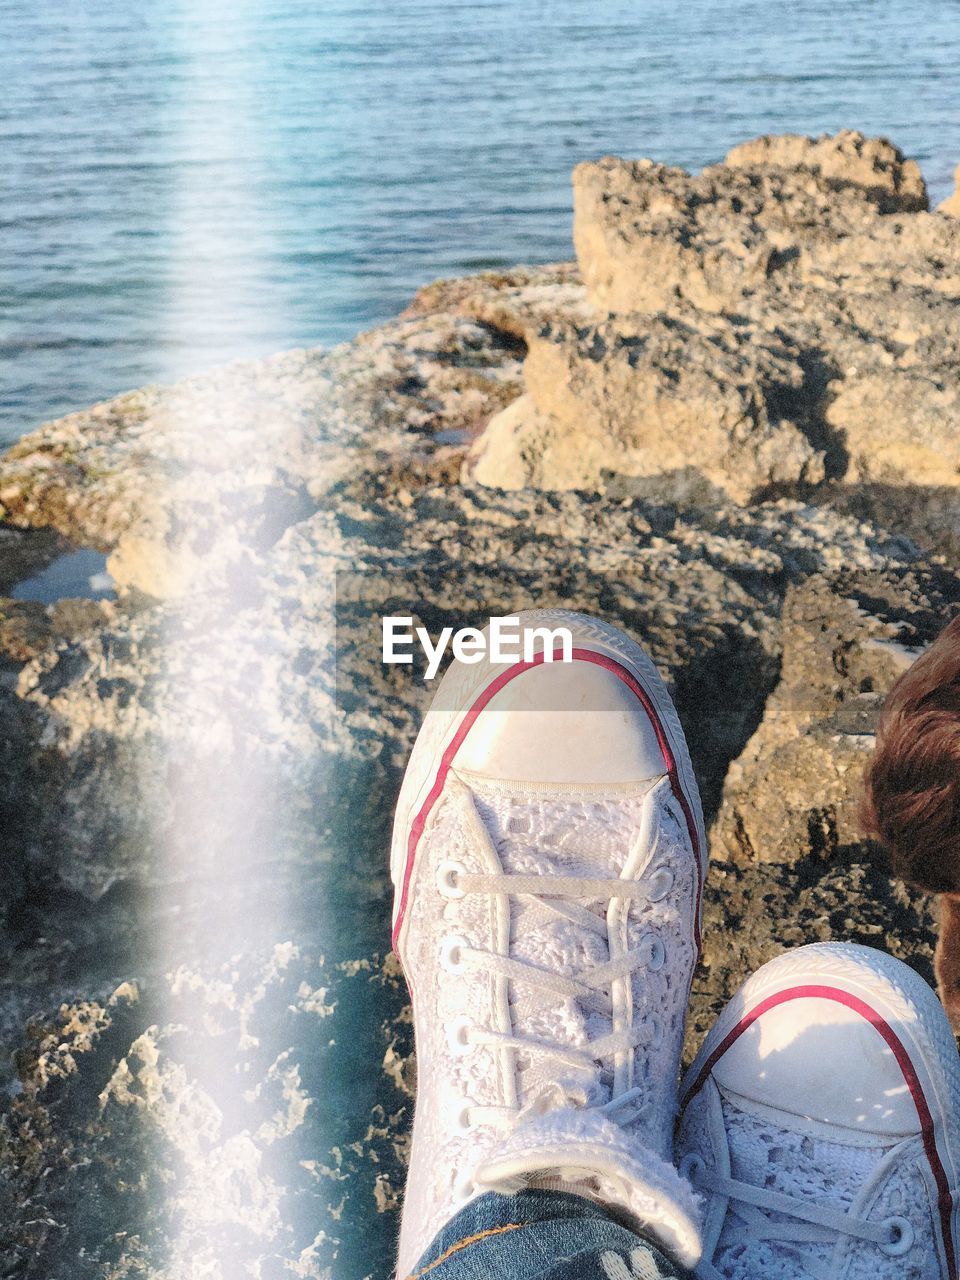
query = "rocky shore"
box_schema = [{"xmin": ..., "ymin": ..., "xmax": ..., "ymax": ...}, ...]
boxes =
[{"xmin": 0, "ymin": 131, "xmax": 958, "ymax": 1279}]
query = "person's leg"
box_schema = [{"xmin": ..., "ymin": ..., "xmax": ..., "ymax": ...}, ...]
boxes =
[
  {"xmin": 389, "ymin": 611, "xmax": 707, "ymax": 1278},
  {"xmin": 402, "ymin": 1189, "xmax": 692, "ymax": 1280},
  {"xmin": 676, "ymin": 942, "xmax": 960, "ymax": 1279}
]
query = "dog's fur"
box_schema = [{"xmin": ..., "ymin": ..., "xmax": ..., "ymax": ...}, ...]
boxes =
[{"xmin": 862, "ymin": 615, "xmax": 960, "ymax": 1027}]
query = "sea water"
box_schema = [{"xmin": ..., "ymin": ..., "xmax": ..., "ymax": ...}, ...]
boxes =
[{"xmin": 1, "ymin": 0, "xmax": 958, "ymax": 443}]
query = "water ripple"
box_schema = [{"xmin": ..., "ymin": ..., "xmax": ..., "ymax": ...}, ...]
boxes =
[{"xmin": 1, "ymin": 0, "xmax": 959, "ymax": 442}]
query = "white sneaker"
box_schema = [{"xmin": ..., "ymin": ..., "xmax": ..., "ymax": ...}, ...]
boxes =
[
  {"xmin": 391, "ymin": 610, "xmax": 707, "ymax": 1277},
  {"xmin": 676, "ymin": 942, "xmax": 960, "ymax": 1280}
]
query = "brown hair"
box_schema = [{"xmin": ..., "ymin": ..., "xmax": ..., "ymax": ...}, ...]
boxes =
[{"xmin": 862, "ymin": 615, "xmax": 960, "ymax": 894}]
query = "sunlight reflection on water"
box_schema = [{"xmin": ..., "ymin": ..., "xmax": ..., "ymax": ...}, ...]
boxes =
[{"xmin": 2, "ymin": 0, "xmax": 959, "ymax": 441}]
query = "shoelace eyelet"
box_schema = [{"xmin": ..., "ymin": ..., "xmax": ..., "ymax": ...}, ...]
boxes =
[
  {"xmin": 639, "ymin": 932, "xmax": 665, "ymax": 971},
  {"xmin": 436, "ymin": 859, "xmax": 466, "ymax": 899},
  {"xmin": 641, "ymin": 1013, "xmax": 664, "ymax": 1048},
  {"xmin": 647, "ymin": 865, "xmax": 675, "ymax": 902},
  {"xmin": 440, "ymin": 935, "xmax": 469, "ymax": 973},
  {"xmin": 679, "ymin": 1152, "xmax": 706, "ymax": 1185},
  {"xmin": 454, "ymin": 1174, "xmax": 477, "ymax": 1201},
  {"xmin": 446, "ymin": 1015, "xmax": 473, "ymax": 1056},
  {"xmin": 456, "ymin": 1103, "xmax": 475, "ymax": 1135},
  {"xmin": 879, "ymin": 1216, "xmax": 914, "ymax": 1257}
]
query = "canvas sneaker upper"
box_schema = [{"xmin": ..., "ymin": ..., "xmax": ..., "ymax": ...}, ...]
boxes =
[
  {"xmin": 391, "ymin": 611, "xmax": 707, "ymax": 1278},
  {"xmin": 676, "ymin": 942, "xmax": 960, "ymax": 1280}
]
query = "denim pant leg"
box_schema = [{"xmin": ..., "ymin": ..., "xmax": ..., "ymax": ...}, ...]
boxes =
[{"xmin": 401, "ymin": 1189, "xmax": 694, "ymax": 1280}]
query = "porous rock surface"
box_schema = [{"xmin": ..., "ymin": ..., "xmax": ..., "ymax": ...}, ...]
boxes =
[
  {"xmin": 0, "ymin": 134, "xmax": 957, "ymax": 1279},
  {"xmin": 471, "ymin": 130, "xmax": 960, "ymax": 506},
  {"xmin": 940, "ymin": 163, "xmax": 960, "ymax": 217}
]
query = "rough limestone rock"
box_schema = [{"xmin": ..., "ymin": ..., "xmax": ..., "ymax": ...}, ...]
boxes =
[
  {"xmin": 471, "ymin": 131, "xmax": 960, "ymax": 501},
  {"xmin": 0, "ymin": 949, "xmax": 413, "ymax": 1280},
  {"xmin": 5, "ymin": 482, "xmax": 926, "ymax": 906},
  {"xmin": 470, "ymin": 315, "xmax": 826, "ymax": 502},
  {"xmin": 0, "ymin": 134, "xmax": 959, "ymax": 1279},
  {"xmin": 0, "ymin": 312, "xmax": 528, "ymax": 598},
  {"xmin": 940, "ymin": 163, "xmax": 960, "ymax": 216},
  {"xmin": 573, "ymin": 130, "xmax": 930, "ymax": 315},
  {"xmin": 714, "ymin": 569, "xmax": 960, "ymax": 866},
  {"xmin": 724, "ymin": 130, "xmax": 928, "ymax": 212},
  {"xmin": 401, "ymin": 261, "xmax": 592, "ymax": 341},
  {"xmin": 1, "ymin": 474, "xmax": 952, "ymax": 1279}
]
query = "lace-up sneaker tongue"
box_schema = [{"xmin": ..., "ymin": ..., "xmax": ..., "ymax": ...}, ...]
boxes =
[
  {"xmin": 471, "ymin": 782, "xmax": 619, "ymax": 1106},
  {"xmin": 676, "ymin": 943, "xmax": 960, "ymax": 1280},
  {"xmin": 467, "ymin": 779, "xmax": 691, "ymax": 1146},
  {"xmin": 390, "ymin": 611, "xmax": 707, "ymax": 1279}
]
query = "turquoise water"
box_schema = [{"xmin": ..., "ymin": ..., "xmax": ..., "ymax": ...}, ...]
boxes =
[{"xmin": 1, "ymin": 0, "xmax": 959, "ymax": 443}]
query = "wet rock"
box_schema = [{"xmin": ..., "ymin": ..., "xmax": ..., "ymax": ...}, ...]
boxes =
[
  {"xmin": 0, "ymin": 596, "xmax": 112, "ymax": 666},
  {"xmin": 0, "ymin": 600, "xmax": 51, "ymax": 666},
  {"xmin": 0, "ymin": 525, "xmax": 70, "ymax": 597},
  {"xmin": 0, "ymin": 316, "xmax": 528, "ymax": 599}
]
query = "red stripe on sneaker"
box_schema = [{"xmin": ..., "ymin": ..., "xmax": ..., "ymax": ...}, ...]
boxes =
[
  {"xmin": 681, "ymin": 983, "xmax": 957, "ymax": 1276},
  {"xmin": 392, "ymin": 646, "xmax": 704, "ymax": 955}
]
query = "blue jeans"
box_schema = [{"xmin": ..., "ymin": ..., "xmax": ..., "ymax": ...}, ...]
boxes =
[{"xmin": 404, "ymin": 1189, "xmax": 693, "ymax": 1280}]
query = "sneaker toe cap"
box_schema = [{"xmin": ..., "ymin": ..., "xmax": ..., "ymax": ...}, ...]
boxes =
[
  {"xmin": 454, "ymin": 659, "xmax": 669, "ymax": 784},
  {"xmin": 711, "ymin": 991, "xmax": 928, "ymax": 1139}
]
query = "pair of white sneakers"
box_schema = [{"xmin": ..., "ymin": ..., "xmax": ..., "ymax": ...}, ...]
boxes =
[{"xmin": 390, "ymin": 611, "xmax": 960, "ymax": 1280}]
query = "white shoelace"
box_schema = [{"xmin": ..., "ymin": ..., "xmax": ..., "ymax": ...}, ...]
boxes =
[
  {"xmin": 685, "ymin": 1155, "xmax": 916, "ymax": 1279},
  {"xmin": 440, "ymin": 862, "xmax": 669, "ymax": 1132}
]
